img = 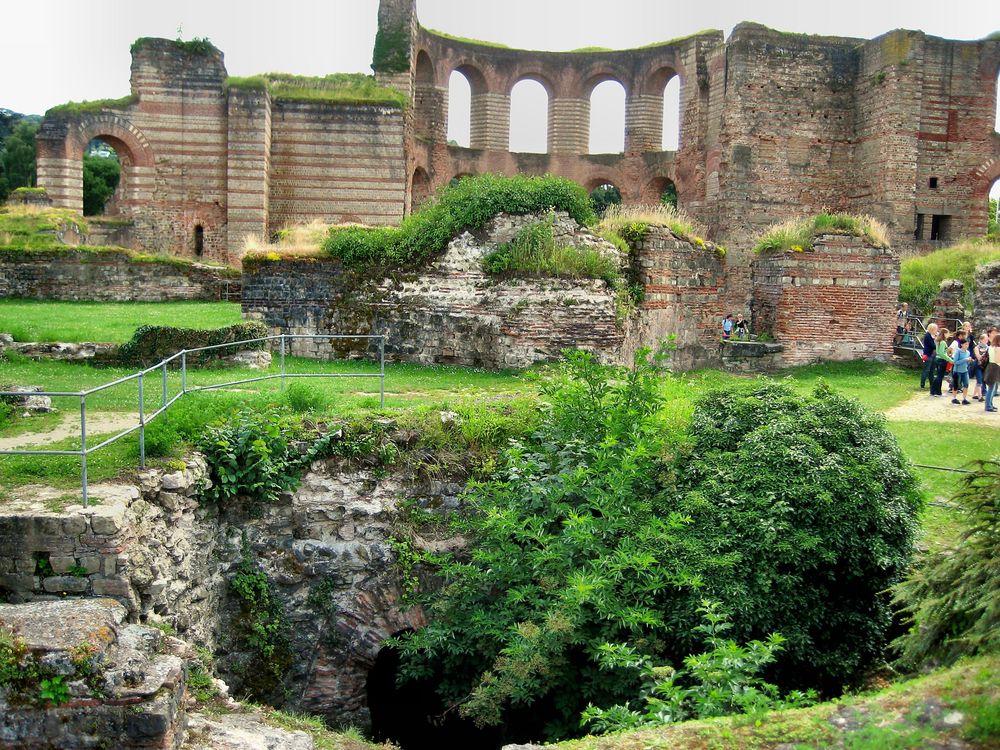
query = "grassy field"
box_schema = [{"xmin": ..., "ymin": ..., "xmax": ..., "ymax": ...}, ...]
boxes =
[{"xmin": 0, "ymin": 300, "xmax": 243, "ymax": 342}]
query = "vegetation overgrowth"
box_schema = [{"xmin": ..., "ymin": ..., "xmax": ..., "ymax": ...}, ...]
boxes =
[
  {"xmin": 114, "ymin": 321, "xmax": 268, "ymax": 367},
  {"xmin": 753, "ymin": 213, "xmax": 890, "ymax": 254},
  {"xmin": 898, "ymin": 239, "xmax": 1000, "ymax": 314},
  {"xmin": 45, "ymin": 95, "xmax": 137, "ymax": 118},
  {"xmin": 321, "ymin": 173, "xmax": 596, "ymax": 269},
  {"xmin": 129, "ymin": 36, "xmax": 219, "ymax": 56},
  {"xmin": 482, "ymin": 216, "xmax": 621, "ymax": 282},
  {"xmin": 390, "ymin": 353, "xmax": 920, "ymax": 741},
  {"xmin": 226, "ymin": 73, "xmax": 406, "ymax": 108},
  {"xmin": 597, "ymin": 203, "xmax": 725, "ymax": 256}
]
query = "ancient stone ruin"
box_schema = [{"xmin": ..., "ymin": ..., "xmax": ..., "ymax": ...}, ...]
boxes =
[{"xmin": 33, "ymin": 1, "xmax": 1000, "ymax": 269}]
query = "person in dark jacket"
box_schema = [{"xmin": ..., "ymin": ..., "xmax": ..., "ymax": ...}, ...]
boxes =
[{"xmin": 920, "ymin": 322, "xmax": 938, "ymax": 389}]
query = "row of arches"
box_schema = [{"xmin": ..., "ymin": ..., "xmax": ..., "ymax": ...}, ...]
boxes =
[{"xmin": 444, "ymin": 71, "xmax": 680, "ymax": 154}]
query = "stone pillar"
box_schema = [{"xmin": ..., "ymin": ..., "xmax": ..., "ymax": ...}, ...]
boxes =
[
  {"xmin": 932, "ymin": 279, "xmax": 965, "ymax": 328},
  {"xmin": 973, "ymin": 262, "xmax": 1000, "ymax": 333},
  {"xmin": 35, "ymin": 122, "xmax": 80, "ymax": 211},
  {"xmin": 626, "ymin": 93, "xmax": 663, "ymax": 152},
  {"xmin": 226, "ymin": 87, "xmax": 272, "ymax": 261},
  {"xmin": 549, "ymin": 98, "xmax": 589, "ymax": 154},
  {"xmin": 470, "ymin": 92, "xmax": 510, "ymax": 150}
]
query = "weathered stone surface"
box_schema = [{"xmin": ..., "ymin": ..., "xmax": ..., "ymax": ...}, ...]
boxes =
[
  {"xmin": 0, "ymin": 385, "xmax": 53, "ymax": 413},
  {"xmin": 184, "ymin": 712, "xmax": 315, "ymax": 750},
  {"xmin": 0, "ymin": 598, "xmax": 125, "ymax": 652},
  {"xmin": 9, "ymin": 341, "xmax": 118, "ymax": 361},
  {"xmin": 973, "ymin": 262, "xmax": 1000, "ymax": 333},
  {"xmin": 933, "ymin": 278, "xmax": 966, "ymax": 327}
]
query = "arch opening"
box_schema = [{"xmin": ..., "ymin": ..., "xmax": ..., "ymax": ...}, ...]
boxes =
[
  {"xmin": 447, "ymin": 70, "xmax": 472, "ymax": 147},
  {"xmin": 411, "ymin": 167, "xmax": 432, "ymax": 211},
  {"xmin": 642, "ymin": 176, "xmax": 677, "ymax": 207},
  {"xmin": 662, "ymin": 76, "xmax": 681, "ymax": 151},
  {"xmin": 82, "ymin": 138, "xmax": 121, "ymax": 216},
  {"xmin": 989, "ymin": 178, "xmax": 1000, "ymax": 237},
  {"xmin": 415, "ymin": 50, "xmax": 435, "ymax": 85},
  {"xmin": 366, "ymin": 632, "xmax": 503, "ymax": 750},
  {"xmin": 589, "ymin": 182, "xmax": 622, "ymax": 216},
  {"xmin": 588, "ymin": 79, "xmax": 626, "ymax": 154},
  {"xmin": 509, "ymin": 78, "xmax": 549, "ymax": 153}
]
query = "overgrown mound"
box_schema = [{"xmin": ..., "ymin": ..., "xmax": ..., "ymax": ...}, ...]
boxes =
[
  {"xmin": 391, "ymin": 358, "xmax": 920, "ymax": 742},
  {"xmin": 899, "ymin": 239, "xmax": 1000, "ymax": 313},
  {"xmin": 114, "ymin": 321, "xmax": 268, "ymax": 367},
  {"xmin": 321, "ymin": 173, "xmax": 596, "ymax": 269},
  {"xmin": 597, "ymin": 203, "xmax": 726, "ymax": 256},
  {"xmin": 753, "ymin": 213, "xmax": 890, "ymax": 254}
]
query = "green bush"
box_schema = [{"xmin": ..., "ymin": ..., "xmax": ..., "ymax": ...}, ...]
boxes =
[
  {"xmin": 322, "ymin": 173, "xmax": 596, "ymax": 270},
  {"xmin": 673, "ymin": 381, "xmax": 921, "ymax": 691},
  {"xmin": 285, "ymin": 381, "xmax": 329, "ymax": 414},
  {"xmin": 899, "ymin": 240, "xmax": 1000, "ymax": 314},
  {"xmin": 481, "ymin": 217, "xmax": 620, "ymax": 282},
  {"xmin": 892, "ymin": 458, "xmax": 1000, "ymax": 668},
  {"xmin": 82, "ymin": 155, "xmax": 120, "ymax": 216},
  {"xmin": 392, "ymin": 361, "xmax": 919, "ymax": 742},
  {"xmin": 196, "ymin": 406, "xmax": 302, "ymax": 515},
  {"xmin": 114, "ymin": 321, "xmax": 268, "ymax": 367}
]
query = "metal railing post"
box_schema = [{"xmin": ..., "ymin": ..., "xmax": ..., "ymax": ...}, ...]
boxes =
[
  {"xmin": 379, "ymin": 335, "xmax": 385, "ymax": 408},
  {"xmin": 280, "ymin": 335, "xmax": 286, "ymax": 391},
  {"xmin": 80, "ymin": 395, "xmax": 88, "ymax": 507},
  {"xmin": 138, "ymin": 373, "xmax": 145, "ymax": 469},
  {"xmin": 181, "ymin": 351, "xmax": 187, "ymax": 393}
]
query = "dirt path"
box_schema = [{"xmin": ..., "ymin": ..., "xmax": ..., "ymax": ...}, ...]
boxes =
[
  {"xmin": 884, "ymin": 391, "xmax": 1000, "ymax": 426},
  {"xmin": 0, "ymin": 412, "xmax": 140, "ymax": 451}
]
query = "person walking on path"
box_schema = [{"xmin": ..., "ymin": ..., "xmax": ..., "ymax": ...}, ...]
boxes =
[
  {"xmin": 951, "ymin": 339, "xmax": 972, "ymax": 405},
  {"xmin": 920, "ymin": 322, "xmax": 938, "ymax": 389},
  {"xmin": 930, "ymin": 329, "xmax": 953, "ymax": 397},
  {"xmin": 984, "ymin": 333, "xmax": 1000, "ymax": 413}
]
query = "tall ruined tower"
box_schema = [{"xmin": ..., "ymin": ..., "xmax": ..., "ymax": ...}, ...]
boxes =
[{"xmin": 372, "ymin": 0, "xmax": 418, "ymax": 96}]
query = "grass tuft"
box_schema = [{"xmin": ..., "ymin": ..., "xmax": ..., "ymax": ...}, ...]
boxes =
[
  {"xmin": 754, "ymin": 213, "xmax": 891, "ymax": 254},
  {"xmin": 226, "ymin": 73, "xmax": 406, "ymax": 108},
  {"xmin": 598, "ymin": 203, "xmax": 725, "ymax": 255}
]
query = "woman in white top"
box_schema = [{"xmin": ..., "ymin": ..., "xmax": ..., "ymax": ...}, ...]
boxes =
[{"xmin": 984, "ymin": 333, "xmax": 1000, "ymax": 413}]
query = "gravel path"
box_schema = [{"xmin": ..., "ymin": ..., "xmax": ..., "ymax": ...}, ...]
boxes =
[
  {"xmin": 0, "ymin": 411, "xmax": 140, "ymax": 451},
  {"xmin": 884, "ymin": 390, "xmax": 1000, "ymax": 426}
]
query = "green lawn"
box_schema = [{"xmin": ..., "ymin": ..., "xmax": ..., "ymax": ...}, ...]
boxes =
[{"xmin": 0, "ymin": 300, "xmax": 243, "ymax": 343}]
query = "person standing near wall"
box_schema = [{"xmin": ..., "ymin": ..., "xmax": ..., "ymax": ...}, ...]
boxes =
[
  {"xmin": 930, "ymin": 328, "xmax": 952, "ymax": 397},
  {"xmin": 984, "ymin": 333, "xmax": 1000, "ymax": 413},
  {"xmin": 920, "ymin": 322, "xmax": 938, "ymax": 389}
]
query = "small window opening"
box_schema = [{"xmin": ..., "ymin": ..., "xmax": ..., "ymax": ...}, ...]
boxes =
[
  {"xmin": 194, "ymin": 225, "xmax": 204, "ymax": 256},
  {"xmin": 928, "ymin": 177, "xmax": 938, "ymax": 189},
  {"xmin": 914, "ymin": 213, "xmax": 925, "ymax": 241}
]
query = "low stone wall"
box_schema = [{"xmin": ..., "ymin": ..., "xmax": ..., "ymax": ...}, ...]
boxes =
[
  {"xmin": 750, "ymin": 235, "xmax": 899, "ymax": 367},
  {"xmin": 720, "ymin": 340, "xmax": 786, "ymax": 372},
  {"xmin": 973, "ymin": 262, "xmax": 1000, "ymax": 333},
  {"xmin": 0, "ymin": 250, "xmax": 240, "ymax": 302},
  {"xmin": 0, "ymin": 449, "xmax": 460, "ymax": 730}
]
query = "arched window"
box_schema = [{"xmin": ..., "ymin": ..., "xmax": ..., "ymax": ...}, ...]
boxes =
[
  {"xmin": 509, "ymin": 78, "xmax": 549, "ymax": 153},
  {"xmin": 589, "ymin": 79, "xmax": 626, "ymax": 154},
  {"xmin": 589, "ymin": 182, "xmax": 622, "ymax": 216},
  {"xmin": 411, "ymin": 167, "xmax": 431, "ymax": 210},
  {"xmin": 447, "ymin": 70, "xmax": 472, "ymax": 147},
  {"xmin": 82, "ymin": 138, "xmax": 121, "ymax": 216},
  {"xmin": 194, "ymin": 225, "xmax": 204, "ymax": 256},
  {"xmin": 662, "ymin": 76, "xmax": 681, "ymax": 151}
]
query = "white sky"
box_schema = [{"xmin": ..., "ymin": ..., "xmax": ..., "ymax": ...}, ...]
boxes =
[{"xmin": 3, "ymin": 0, "xmax": 999, "ymax": 191}]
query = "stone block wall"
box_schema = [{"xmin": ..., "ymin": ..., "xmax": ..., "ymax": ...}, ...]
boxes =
[
  {"xmin": 973, "ymin": 262, "xmax": 1000, "ymax": 333},
  {"xmin": 629, "ymin": 226, "xmax": 727, "ymax": 369},
  {"xmin": 750, "ymin": 234, "xmax": 900, "ymax": 366},
  {"xmin": 0, "ymin": 250, "xmax": 240, "ymax": 301},
  {"xmin": 243, "ymin": 212, "xmax": 633, "ymax": 369}
]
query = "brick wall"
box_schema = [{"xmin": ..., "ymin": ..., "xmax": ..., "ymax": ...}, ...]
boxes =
[
  {"xmin": 751, "ymin": 235, "xmax": 899, "ymax": 366},
  {"xmin": 0, "ymin": 251, "xmax": 240, "ymax": 302},
  {"xmin": 268, "ymin": 102, "xmax": 406, "ymax": 230}
]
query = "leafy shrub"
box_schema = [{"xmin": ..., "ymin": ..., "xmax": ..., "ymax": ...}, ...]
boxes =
[
  {"xmin": 82, "ymin": 155, "xmax": 120, "ymax": 216},
  {"xmin": 392, "ymin": 361, "xmax": 919, "ymax": 742},
  {"xmin": 753, "ymin": 213, "xmax": 890, "ymax": 254},
  {"xmin": 322, "ymin": 173, "xmax": 596, "ymax": 270},
  {"xmin": 899, "ymin": 240, "xmax": 1000, "ymax": 314},
  {"xmin": 892, "ymin": 458, "xmax": 1000, "ymax": 668},
  {"xmin": 481, "ymin": 217, "xmax": 621, "ymax": 282},
  {"xmin": 114, "ymin": 321, "xmax": 268, "ymax": 368},
  {"xmin": 196, "ymin": 406, "xmax": 302, "ymax": 514},
  {"xmin": 581, "ymin": 601, "xmax": 815, "ymax": 734},
  {"xmin": 673, "ymin": 381, "xmax": 921, "ymax": 691},
  {"xmin": 229, "ymin": 537, "xmax": 293, "ymax": 703},
  {"xmin": 37, "ymin": 676, "xmax": 69, "ymax": 706}
]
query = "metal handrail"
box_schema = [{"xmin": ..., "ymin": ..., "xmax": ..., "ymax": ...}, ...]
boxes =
[{"xmin": 0, "ymin": 333, "xmax": 386, "ymax": 506}]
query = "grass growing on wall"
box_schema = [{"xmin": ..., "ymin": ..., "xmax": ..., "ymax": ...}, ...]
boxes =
[
  {"xmin": 898, "ymin": 239, "xmax": 1000, "ymax": 314},
  {"xmin": 226, "ymin": 73, "xmax": 407, "ymax": 108},
  {"xmin": 597, "ymin": 203, "xmax": 725, "ymax": 256},
  {"xmin": 0, "ymin": 205, "xmax": 88, "ymax": 245},
  {"xmin": 320, "ymin": 173, "xmax": 597, "ymax": 269},
  {"xmin": 482, "ymin": 217, "xmax": 620, "ymax": 281},
  {"xmin": 45, "ymin": 95, "xmax": 137, "ymax": 117},
  {"xmin": 753, "ymin": 213, "xmax": 891, "ymax": 254}
]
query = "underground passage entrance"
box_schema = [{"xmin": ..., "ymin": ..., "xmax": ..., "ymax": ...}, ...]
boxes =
[{"xmin": 366, "ymin": 632, "xmax": 504, "ymax": 749}]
